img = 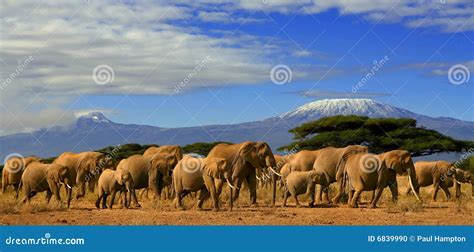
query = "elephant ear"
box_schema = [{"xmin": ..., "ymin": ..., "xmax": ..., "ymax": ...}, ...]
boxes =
[
  {"xmin": 115, "ymin": 170, "xmax": 124, "ymax": 185},
  {"xmin": 47, "ymin": 164, "xmax": 62, "ymax": 182},
  {"xmin": 231, "ymin": 142, "xmax": 253, "ymax": 173},
  {"xmin": 204, "ymin": 158, "xmax": 220, "ymax": 178},
  {"xmin": 165, "ymin": 155, "xmax": 176, "ymax": 175}
]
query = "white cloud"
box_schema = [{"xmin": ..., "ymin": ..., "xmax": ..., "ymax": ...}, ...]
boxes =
[{"xmin": 0, "ymin": 0, "xmax": 471, "ymax": 135}]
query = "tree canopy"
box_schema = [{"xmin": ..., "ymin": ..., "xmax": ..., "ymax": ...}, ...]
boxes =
[{"xmin": 278, "ymin": 115, "xmax": 473, "ymax": 157}]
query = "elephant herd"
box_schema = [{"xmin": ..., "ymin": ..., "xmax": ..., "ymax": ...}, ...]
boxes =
[{"xmin": 1, "ymin": 142, "xmax": 472, "ymax": 212}]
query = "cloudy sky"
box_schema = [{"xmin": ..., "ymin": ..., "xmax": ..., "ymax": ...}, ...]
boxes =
[{"xmin": 0, "ymin": 0, "xmax": 473, "ymax": 135}]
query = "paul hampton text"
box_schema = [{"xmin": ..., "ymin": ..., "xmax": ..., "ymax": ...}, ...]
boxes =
[{"xmin": 368, "ymin": 235, "xmax": 467, "ymax": 243}]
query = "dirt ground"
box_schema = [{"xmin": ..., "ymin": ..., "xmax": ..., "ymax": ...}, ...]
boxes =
[{"xmin": 1, "ymin": 178, "xmax": 472, "ymax": 225}]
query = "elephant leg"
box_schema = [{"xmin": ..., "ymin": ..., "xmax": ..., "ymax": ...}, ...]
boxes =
[
  {"xmin": 306, "ymin": 182, "xmax": 316, "ymax": 207},
  {"xmin": 322, "ymin": 187, "xmax": 331, "ymax": 203},
  {"xmin": 348, "ymin": 190, "xmax": 354, "ymax": 204},
  {"xmin": 197, "ymin": 188, "xmax": 210, "ymax": 210},
  {"xmin": 370, "ymin": 188, "xmax": 383, "ymax": 208},
  {"xmin": 66, "ymin": 187, "xmax": 72, "ymax": 208},
  {"xmin": 350, "ymin": 190, "xmax": 362, "ymax": 208},
  {"xmin": 282, "ymin": 190, "xmax": 290, "ymax": 207},
  {"xmin": 14, "ymin": 184, "xmax": 20, "ymax": 199},
  {"xmin": 247, "ymin": 174, "xmax": 258, "ymax": 206},
  {"xmin": 231, "ymin": 177, "xmax": 244, "ymax": 205},
  {"xmin": 102, "ymin": 194, "xmax": 108, "ymax": 209},
  {"xmin": 432, "ymin": 182, "xmax": 440, "ymax": 201},
  {"xmin": 109, "ymin": 190, "xmax": 117, "ymax": 209},
  {"xmin": 388, "ymin": 180, "xmax": 398, "ymax": 202},
  {"xmin": 45, "ymin": 190, "xmax": 52, "ymax": 204},
  {"xmin": 369, "ymin": 190, "xmax": 375, "ymax": 204},
  {"xmin": 331, "ymin": 180, "xmax": 344, "ymax": 203},
  {"xmin": 130, "ymin": 188, "xmax": 141, "ymax": 208},
  {"xmin": 178, "ymin": 190, "xmax": 191, "ymax": 210},
  {"xmin": 204, "ymin": 177, "xmax": 219, "ymax": 212},
  {"xmin": 315, "ymin": 184, "xmax": 323, "ymax": 203},
  {"xmin": 215, "ymin": 178, "xmax": 225, "ymax": 198},
  {"xmin": 294, "ymin": 195, "xmax": 301, "ymax": 208},
  {"xmin": 1, "ymin": 175, "xmax": 6, "ymax": 194},
  {"xmin": 454, "ymin": 183, "xmax": 461, "ymax": 199},
  {"xmin": 95, "ymin": 193, "xmax": 102, "ymax": 209},
  {"xmin": 440, "ymin": 184, "xmax": 451, "ymax": 201}
]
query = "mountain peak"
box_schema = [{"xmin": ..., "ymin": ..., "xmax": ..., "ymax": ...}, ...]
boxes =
[
  {"xmin": 280, "ymin": 98, "xmax": 416, "ymax": 120},
  {"xmin": 75, "ymin": 111, "xmax": 110, "ymax": 123}
]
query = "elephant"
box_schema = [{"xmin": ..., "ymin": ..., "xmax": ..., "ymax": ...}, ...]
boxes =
[
  {"xmin": 406, "ymin": 161, "xmax": 472, "ymax": 201},
  {"xmin": 282, "ymin": 170, "xmax": 329, "ymax": 207},
  {"xmin": 345, "ymin": 150, "xmax": 420, "ymax": 208},
  {"xmin": 173, "ymin": 156, "xmax": 236, "ymax": 211},
  {"xmin": 207, "ymin": 141, "xmax": 277, "ymax": 207},
  {"xmin": 53, "ymin": 151, "xmax": 110, "ymax": 199},
  {"xmin": 312, "ymin": 145, "xmax": 368, "ymax": 204},
  {"xmin": 117, "ymin": 154, "xmax": 176, "ymax": 207},
  {"xmin": 2, "ymin": 156, "xmax": 41, "ymax": 194},
  {"xmin": 95, "ymin": 169, "xmax": 133, "ymax": 209},
  {"xmin": 19, "ymin": 161, "xmax": 72, "ymax": 207},
  {"xmin": 143, "ymin": 145, "xmax": 183, "ymax": 165}
]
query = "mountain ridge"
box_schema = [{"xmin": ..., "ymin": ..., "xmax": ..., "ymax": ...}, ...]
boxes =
[{"xmin": 1, "ymin": 99, "xmax": 472, "ymax": 158}]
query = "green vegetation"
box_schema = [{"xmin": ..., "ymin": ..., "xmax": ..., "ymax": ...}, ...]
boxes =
[{"xmin": 279, "ymin": 115, "xmax": 474, "ymax": 157}]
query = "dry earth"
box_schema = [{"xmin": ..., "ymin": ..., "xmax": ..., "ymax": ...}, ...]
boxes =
[{"xmin": 1, "ymin": 177, "xmax": 472, "ymax": 225}]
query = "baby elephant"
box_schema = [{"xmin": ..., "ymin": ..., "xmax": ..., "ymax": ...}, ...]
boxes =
[
  {"xmin": 96, "ymin": 169, "xmax": 133, "ymax": 209},
  {"xmin": 283, "ymin": 170, "xmax": 329, "ymax": 207},
  {"xmin": 20, "ymin": 162, "xmax": 72, "ymax": 207}
]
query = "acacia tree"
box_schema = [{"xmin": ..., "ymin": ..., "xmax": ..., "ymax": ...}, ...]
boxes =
[{"xmin": 279, "ymin": 115, "xmax": 473, "ymax": 157}]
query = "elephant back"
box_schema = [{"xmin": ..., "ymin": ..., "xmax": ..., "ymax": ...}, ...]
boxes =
[{"xmin": 117, "ymin": 155, "xmax": 150, "ymax": 189}]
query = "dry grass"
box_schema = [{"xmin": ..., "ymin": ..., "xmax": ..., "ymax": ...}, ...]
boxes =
[{"xmin": 0, "ymin": 176, "xmax": 472, "ymax": 225}]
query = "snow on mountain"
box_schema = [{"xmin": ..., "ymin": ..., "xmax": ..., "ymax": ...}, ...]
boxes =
[{"xmin": 280, "ymin": 99, "xmax": 416, "ymax": 122}]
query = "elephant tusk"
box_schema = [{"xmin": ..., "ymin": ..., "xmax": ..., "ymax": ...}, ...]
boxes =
[
  {"xmin": 226, "ymin": 179, "xmax": 239, "ymax": 190},
  {"xmin": 269, "ymin": 167, "xmax": 282, "ymax": 177},
  {"xmin": 66, "ymin": 183, "xmax": 72, "ymax": 189},
  {"xmin": 255, "ymin": 175, "xmax": 261, "ymax": 181},
  {"xmin": 456, "ymin": 180, "xmax": 462, "ymax": 185},
  {"xmin": 408, "ymin": 173, "xmax": 420, "ymax": 201}
]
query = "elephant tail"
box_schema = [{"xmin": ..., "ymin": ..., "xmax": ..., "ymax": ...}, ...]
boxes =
[{"xmin": 15, "ymin": 179, "xmax": 23, "ymax": 199}]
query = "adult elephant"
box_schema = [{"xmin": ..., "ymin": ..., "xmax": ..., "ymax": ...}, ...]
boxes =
[
  {"xmin": 143, "ymin": 145, "xmax": 183, "ymax": 164},
  {"xmin": 173, "ymin": 156, "xmax": 236, "ymax": 211},
  {"xmin": 207, "ymin": 141, "xmax": 277, "ymax": 206},
  {"xmin": 312, "ymin": 145, "xmax": 368, "ymax": 204},
  {"xmin": 346, "ymin": 150, "xmax": 421, "ymax": 208},
  {"xmin": 53, "ymin": 151, "xmax": 110, "ymax": 199},
  {"xmin": 406, "ymin": 161, "xmax": 471, "ymax": 201},
  {"xmin": 117, "ymin": 154, "xmax": 176, "ymax": 207},
  {"xmin": 2, "ymin": 156, "xmax": 41, "ymax": 194},
  {"xmin": 19, "ymin": 161, "xmax": 72, "ymax": 207}
]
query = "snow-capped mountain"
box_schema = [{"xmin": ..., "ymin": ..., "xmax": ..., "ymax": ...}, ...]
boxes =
[
  {"xmin": 0, "ymin": 99, "xmax": 472, "ymax": 158},
  {"xmin": 280, "ymin": 99, "xmax": 416, "ymax": 122}
]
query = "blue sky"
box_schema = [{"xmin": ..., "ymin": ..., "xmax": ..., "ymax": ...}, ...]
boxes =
[{"xmin": 1, "ymin": 1, "xmax": 473, "ymax": 134}]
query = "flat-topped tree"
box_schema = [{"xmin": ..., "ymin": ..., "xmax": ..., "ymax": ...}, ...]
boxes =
[{"xmin": 279, "ymin": 115, "xmax": 473, "ymax": 157}]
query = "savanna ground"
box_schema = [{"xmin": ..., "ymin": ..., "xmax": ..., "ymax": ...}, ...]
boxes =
[{"xmin": 1, "ymin": 177, "xmax": 472, "ymax": 225}]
